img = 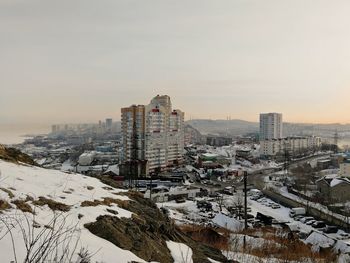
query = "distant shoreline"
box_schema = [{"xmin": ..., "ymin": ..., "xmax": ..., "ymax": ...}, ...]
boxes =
[{"xmin": 0, "ymin": 124, "xmax": 50, "ymax": 145}]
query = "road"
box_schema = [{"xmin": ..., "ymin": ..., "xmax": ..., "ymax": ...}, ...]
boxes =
[
  {"xmin": 186, "ymin": 152, "xmax": 331, "ymax": 195},
  {"xmin": 248, "ymin": 153, "xmax": 331, "ymax": 191}
]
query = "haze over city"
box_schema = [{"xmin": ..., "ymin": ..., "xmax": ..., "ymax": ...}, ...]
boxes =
[
  {"xmin": 1, "ymin": 0, "xmax": 350, "ymax": 126},
  {"xmin": 3, "ymin": 2, "xmax": 350, "ymax": 262}
]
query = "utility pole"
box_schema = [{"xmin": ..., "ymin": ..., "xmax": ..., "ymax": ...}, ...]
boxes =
[
  {"xmin": 150, "ymin": 172, "xmax": 152, "ymax": 200},
  {"xmin": 283, "ymin": 140, "xmax": 291, "ymax": 185},
  {"xmin": 243, "ymin": 170, "xmax": 248, "ymax": 251},
  {"xmin": 334, "ymin": 130, "xmax": 339, "ymax": 153},
  {"xmin": 244, "ymin": 171, "xmax": 248, "ymax": 229}
]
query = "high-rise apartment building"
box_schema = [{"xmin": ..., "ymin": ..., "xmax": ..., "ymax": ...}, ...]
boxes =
[
  {"xmin": 121, "ymin": 95, "xmax": 184, "ymax": 176},
  {"xmin": 259, "ymin": 113, "xmax": 283, "ymax": 140},
  {"xmin": 106, "ymin": 118, "xmax": 113, "ymax": 131}
]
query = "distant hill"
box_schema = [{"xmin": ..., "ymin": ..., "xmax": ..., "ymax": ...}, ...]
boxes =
[
  {"xmin": 186, "ymin": 119, "xmax": 258, "ymax": 136},
  {"xmin": 186, "ymin": 119, "xmax": 350, "ymax": 138}
]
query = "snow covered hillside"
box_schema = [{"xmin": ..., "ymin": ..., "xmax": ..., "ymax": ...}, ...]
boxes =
[
  {"xmin": 0, "ymin": 160, "xmax": 149, "ymax": 262},
  {"xmin": 0, "ymin": 160, "xmax": 228, "ymax": 263}
]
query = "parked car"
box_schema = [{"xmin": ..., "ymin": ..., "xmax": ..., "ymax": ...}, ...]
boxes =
[
  {"xmin": 289, "ymin": 207, "xmax": 306, "ymax": 218},
  {"xmin": 306, "ymin": 220, "xmax": 317, "ymax": 226},
  {"xmin": 337, "ymin": 232, "xmax": 350, "ymax": 240},
  {"xmin": 323, "ymin": 226, "xmax": 339, "ymax": 234},
  {"xmin": 300, "ymin": 217, "xmax": 314, "ymax": 223},
  {"xmin": 298, "ymin": 231, "xmax": 310, "ymax": 240},
  {"xmin": 312, "ymin": 221, "xmax": 326, "ymax": 228},
  {"xmin": 294, "ymin": 215, "xmax": 304, "ymax": 221},
  {"xmin": 250, "ymin": 195, "xmax": 260, "ymax": 201},
  {"xmin": 175, "ymin": 198, "xmax": 186, "ymax": 203},
  {"xmin": 271, "ymin": 204, "xmax": 281, "ymax": 209}
]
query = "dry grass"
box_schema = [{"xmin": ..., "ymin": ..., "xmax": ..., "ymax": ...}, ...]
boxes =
[
  {"xmin": 0, "ymin": 199, "xmax": 11, "ymax": 211},
  {"xmin": 86, "ymin": 186, "xmax": 94, "ymax": 190},
  {"xmin": 12, "ymin": 199, "xmax": 34, "ymax": 214},
  {"xmin": 174, "ymin": 207, "xmax": 189, "ymax": 215},
  {"xmin": 33, "ymin": 196, "xmax": 70, "ymax": 212},
  {"xmin": 0, "ymin": 187, "xmax": 14, "ymax": 198},
  {"xmin": 25, "ymin": 195, "xmax": 34, "ymax": 202},
  {"xmin": 179, "ymin": 224, "xmax": 230, "ymax": 251},
  {"xmin": 81, "ymin": 197, "xmax": 128, "ymax": 208},
  {"xmin": 233, "ymin": 227, "xmax": 337, "ymax": 262},
  {"xmin": 132, "ymin": 213, "xmax": 146, "ymax": 225}
]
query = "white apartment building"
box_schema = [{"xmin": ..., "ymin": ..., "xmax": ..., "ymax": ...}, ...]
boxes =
[
  {"xmin": 259, "ymin": 113, "xmax": 283, "ymax": 140},
  {"xmin": 260, "ymin": 136, "xmax": 322, "ymax": 157},
  {"xmin": 339, "ymin": 159, "xmax": 350, "ymax": 178},
  {"xmin": 121, "ymin": 95, "xmax": 184, "ymax": 176}
]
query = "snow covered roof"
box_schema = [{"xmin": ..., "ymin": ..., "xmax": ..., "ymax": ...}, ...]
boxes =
[
  {"xmin": 212, "ymin": 213, "xmax": 244, "ymax": 232},
  {"xmin": 317, "ymin": 176, "xmax": 350, "ymax": 187},
  {"xmin": 103, "ymin": 164, "xmax": 119, "ymax": 175},
  {"xmin": 201, "ymin": 153, "xmax": 219, "ymax": 158},
  {"xmin": 305, "ymin": 231, "xmax": 336, "ymax": 250}
]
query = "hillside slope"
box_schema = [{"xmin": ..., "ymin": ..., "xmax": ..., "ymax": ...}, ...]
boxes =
[
  {"xmin": 186, "ymin": 119, "xmax": 258, "ymax": 136},
  {"xmin": 0, "ymin": 144, "xmax": 37, "ymax": 165},
  {"xmin": 0, "ymin": 160, "xmax": 230, "ymax": 263}
]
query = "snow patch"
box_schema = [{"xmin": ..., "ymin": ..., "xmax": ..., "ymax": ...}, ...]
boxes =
[{"xmin": 166, "ymin": 241, "xmax": 193, "ymax": 263}]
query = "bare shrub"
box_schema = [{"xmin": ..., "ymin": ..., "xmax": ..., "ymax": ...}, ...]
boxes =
[
  {"xmin": 0, "ymin": 187, "xmax": 15, "ymax": 198},
  {"xmin": 0, "ymin": 199, "xmax": 11, "ymax": 211},
  {"xmin": 81, "ymin": 197, "xmax": 127, "ymax": 208},
  {"xmin": 0, "ymin": 211, "xmax": 93, "ymax": 263},
  {"xmin": 12, "ymin": 200, "xmax": 34, "ymax": 214},
  {"xmin": 32, "ymin": 196, "xmax": 70, "ymax": 212}
]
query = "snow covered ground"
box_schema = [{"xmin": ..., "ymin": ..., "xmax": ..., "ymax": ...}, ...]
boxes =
[
  {"xmin": 158, "ymin": 190, "xmax": 350, "ymax": 261},
  {"xmin": 166, "ymin": 241, "xmax": 193, "ymax": 263},
  {"xmin": 0, "ymin": 160, "xmax": 193, "ymax": 263}
]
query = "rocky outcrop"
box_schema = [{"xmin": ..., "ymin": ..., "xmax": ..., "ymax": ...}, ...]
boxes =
[
  {"xmin": 0, "ymin": 144, "xmax": 37, "ymax": 166},
  {"xmin": 85, "ymin": 191, "xmax": 233, "ymax": 263}
]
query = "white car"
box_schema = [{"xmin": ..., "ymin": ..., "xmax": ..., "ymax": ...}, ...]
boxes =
[
  {"xmin": 300, "ymin": 217, "xmax": 313, "ymax": 223},
  {"xmin": 337, "ymin": 232, "xmax": 350, "ymax": 240},
  {"xmin": 271, "ymin": 204, "xmax": 281, "ymax": 209},
  {"xmin": 306, "ymin": 220, "xmax": 316, "ymax": 226}
]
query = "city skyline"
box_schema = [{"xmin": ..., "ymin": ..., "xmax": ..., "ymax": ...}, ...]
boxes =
[{"xmin": 1, "ymin": 1, "xmax": 350, "ymax": 125}]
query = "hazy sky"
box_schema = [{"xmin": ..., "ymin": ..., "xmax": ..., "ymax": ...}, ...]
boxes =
[{"xmin": 1, "ymin": 0, "xmax": 350, "ymax": 125}]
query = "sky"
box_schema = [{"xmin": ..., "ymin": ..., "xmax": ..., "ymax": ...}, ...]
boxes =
[{"xmin": 1, "ymin": 0, "xmax": 350, "ymax": 125}]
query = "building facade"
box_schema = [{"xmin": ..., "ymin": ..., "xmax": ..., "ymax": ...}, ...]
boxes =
[
  {"xmin": 121, "ymin": 95, "xmax": 184, "ymax": 176},
  {"xmin": 259, "ymin": 113, "xmax": 283, "ymax": 140},
  {"xmin": 260, "ymin": 136, "xmax": 322, "ymax": 157},
  {"xmin": 317, "ymin": 176, "xmax": 350, "ymax": 203},
  {"xmin": 206, "ymin": 136, "xmax": 233, "ymax": 147},
  {"xmin": 339, "ymin": 159, "xmax": 350, "ymax": 178}
]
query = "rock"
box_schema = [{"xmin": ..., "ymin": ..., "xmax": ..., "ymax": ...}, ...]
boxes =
[{"xmin": 85, "ymin": 191, "xmax": 232, "ymax": 263}]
